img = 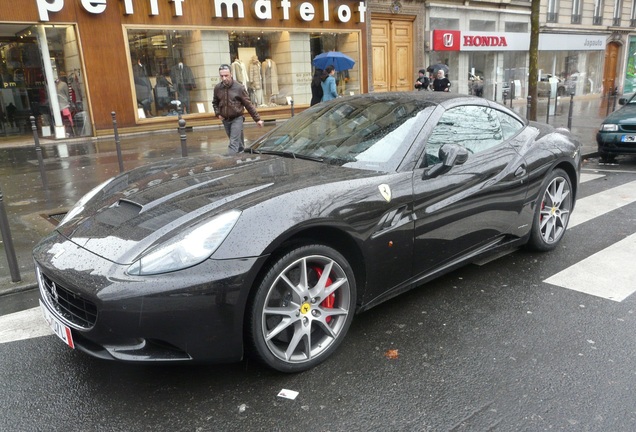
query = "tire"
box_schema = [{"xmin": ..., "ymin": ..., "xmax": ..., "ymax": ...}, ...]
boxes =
[
  {"xmin": 247, "ymin": 244, "xmax": 356, "ymax": 373},
  {"xmin": 526, "ymin": 168, "xmax": 573, "ymax": 252},
  {"xmin": 599, "ymin": 152, "xmax": 615, "ymax": 163}
]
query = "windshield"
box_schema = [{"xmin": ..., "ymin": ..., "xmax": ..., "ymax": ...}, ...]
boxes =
[{"xmin": 250, "ymin": 96, "xmax": 433, "ymax": 172}]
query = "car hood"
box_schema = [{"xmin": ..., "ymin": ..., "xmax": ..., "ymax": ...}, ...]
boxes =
[
  {"xmin": 602, "ymin": 104, "xmax": 636, "ymax": 125},
  {"xmin": 54, "ymin": 154, "xmax": 378, "ymax": 264}
]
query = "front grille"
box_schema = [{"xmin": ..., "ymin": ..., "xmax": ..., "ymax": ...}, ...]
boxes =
[
  {"xmin": 38, "ymin": 270, "xmax": 97, "ymax": 329},
  {"xmin": 621, "ymin": 125, "xmax": 636, "ymax": 132}
]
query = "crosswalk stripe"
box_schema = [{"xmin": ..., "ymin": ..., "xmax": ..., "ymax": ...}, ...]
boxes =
[
  {"xmin": 568, "ymin": 180, "xmax": 636, "ymax": 229},
  {"xmin": 0, "ymin": 307, "xmax": 52, "ymax": 344},
  {"xmin": 544, "ymin": 233, "xmax": 636, "ymax": 302},
  {"xmin": 579, "ymin": 172, "xmax": 605, "ymax": 183}
]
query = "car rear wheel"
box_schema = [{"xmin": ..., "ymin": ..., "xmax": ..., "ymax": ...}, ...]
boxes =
[
  {"xmin": 527, "ymin": 168, "xmax": 572, "ymax": 251},
  {"xmin": 247, "ymin": 244, "xmax": 356, "ymax": 373}
]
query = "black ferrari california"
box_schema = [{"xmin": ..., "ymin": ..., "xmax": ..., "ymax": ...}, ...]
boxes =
[{"xmin": 34, "ymin": 92, "xmax": 581, "ymax": 372}]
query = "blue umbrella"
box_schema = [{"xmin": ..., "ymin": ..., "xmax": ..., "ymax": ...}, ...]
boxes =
[{"xmin": 312, "ymin": 51, "xmax": 355, "ymax": 71}]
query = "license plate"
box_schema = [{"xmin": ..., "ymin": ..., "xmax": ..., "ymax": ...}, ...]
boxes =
[
  {"xmin": 621, "ymin": 135, "xmax": 636, "ymax": 142},
  {"xmin": 40, "ymin": 300, "xmax": 75, "ymax": 349}
]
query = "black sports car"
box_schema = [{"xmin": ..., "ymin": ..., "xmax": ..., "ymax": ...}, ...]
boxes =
[{"xmin": 34, "ymin": 92, "xmax": 581, "ymax": 372}]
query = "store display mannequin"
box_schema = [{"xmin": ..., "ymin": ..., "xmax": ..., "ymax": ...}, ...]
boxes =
[
  {"xmin": 337, "ymin": 70, "xmax": 349, "ymax": 95},
  {"xmin": 232, "ymin": 57, "xmax": 248, "ymax": 87},
  {"xmin": 170, "ymin": 60, "xmax": 196, "ymax": 114},
  {"xmin": 261, "ymin": 58, "xmax": 278, "ymax": 104},
  {"xmin": 248, "ymin": 55, "xmax": 264, "ymax": 106},
  {"xmin": 56, "ymin": 75, "xmax": 73, "ymax": 135},
  {"xmin": 133, "ymin": 58, "xmax": 153, "ymax": 117}
]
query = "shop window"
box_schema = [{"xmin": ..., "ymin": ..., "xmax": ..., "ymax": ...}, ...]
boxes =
[
  {"xmin": 0, "ymin": 24, "xmax": 89, "ymax": 139},
  {"xmin": 430, "ymin": 18, "xmax": 460, "ymax": 31},
  {"xmin": 504, "ymin": 22, "xmax": 528, "ymax": 33},
  {"xmin": 469, "ymin": 20, "xmax": 496, "ymax": 32},
  {"xmin": 126, "ymin": 28, "xmax": 361, "ymax": 121}
]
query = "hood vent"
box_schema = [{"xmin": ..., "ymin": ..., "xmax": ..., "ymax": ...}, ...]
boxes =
[{"xmin": 95, "ymin": 199, "xmax": 142, "ymax": 227}]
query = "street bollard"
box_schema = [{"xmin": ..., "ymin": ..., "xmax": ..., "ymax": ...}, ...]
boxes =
[
  {"xmin": 179, "ymin": 118, "xmax": 188, "ymax": 157},
  {"xmin": 554, "ymin": 90, "xmax": 559, "ymax": 116},
  {"xmin": 290, "ymin": 99, "xmax": 294, "ymax": 117},
  {"xmin": 0, "ymin": 186, "xmax": 21, "ymax": 282},
  {"xmin": 567, "ymin": 92, "xmax": 575, "ymax": 130},
  {"xmin": 546, "ymin": 90, "xmax": 551, "ymax": 124},
  {"xmin": 30, "ymin": 116, "xmax": 49, "ymax": 190},
  {"xmin": 111, "ymin": 112, "xmax": 125, "ymax": 173},
  {"xmin": 495, "ymin": 83, "xmax": 498, "ymax": 103},
  {"xmin": 526, "ymin": 95, "xmax": 532, "ymax": 119},
  {"xmin": 510, "ymin": 81, "xmax": 514, "ymax": 108}
]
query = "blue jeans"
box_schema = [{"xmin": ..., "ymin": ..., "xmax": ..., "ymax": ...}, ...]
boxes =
[{"xmin": 222, "ymin": 116, "xmax": 245, "ymax": 154}]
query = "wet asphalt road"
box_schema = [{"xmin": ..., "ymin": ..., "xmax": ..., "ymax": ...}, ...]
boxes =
[{"xmin": 2, "ymin": 157, "xmax": 636, "ymax": 431}]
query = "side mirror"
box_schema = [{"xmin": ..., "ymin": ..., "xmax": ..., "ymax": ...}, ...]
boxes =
[
  {"xmin": 619, "ymin": 97, "xmax": 627, "ymax": 105},
  {"xmin": 423, "ymin": 144, "xmax": 469, "ymax": 179}
]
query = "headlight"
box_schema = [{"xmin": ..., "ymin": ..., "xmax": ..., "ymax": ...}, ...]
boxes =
[
  {"xmin": 600, "ymin": 124, "xmax": 619, "ymax": 132},
  {"xmin": 127, "ymin": 210, "xmax": 241, "ymax": 275},
  {"xmin": 59, "ymin": 178, "xmax": 114, "ymax": 227}
]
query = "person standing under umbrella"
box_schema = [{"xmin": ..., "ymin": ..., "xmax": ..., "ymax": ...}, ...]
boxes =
[
  {"xmin": 432, "ymin": 70, "xmax": 451, "ymax": 92},
  {"xmin": 321, "ymin": 66, "xmax": 338, "ymax": 102}
]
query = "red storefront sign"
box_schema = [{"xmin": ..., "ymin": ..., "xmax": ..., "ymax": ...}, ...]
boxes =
[{"xmin": 432, "ymin": 30, "xmax": 528, "ymax": 52}]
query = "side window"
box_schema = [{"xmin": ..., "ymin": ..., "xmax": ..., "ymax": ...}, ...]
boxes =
[
  {"xmin": 425, "ymin": 105, "xmax": 505, "ymax": 165},
  {"xmin": 495, "ymin": 109, "xmax": 524, "ymax": 140}
]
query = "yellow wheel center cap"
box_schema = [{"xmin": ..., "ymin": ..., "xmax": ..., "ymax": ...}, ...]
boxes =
[{"xmin": 300, "ymin": 302, "xmax": 311, "ymax": 315}]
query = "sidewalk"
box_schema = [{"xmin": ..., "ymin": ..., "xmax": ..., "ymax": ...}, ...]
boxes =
[{"xmin": 0, "ymin": 95, "xmax": 607, "ymax": 296}]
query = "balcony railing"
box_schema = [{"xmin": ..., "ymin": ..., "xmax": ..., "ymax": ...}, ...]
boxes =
[
  {"xmin": 612, "ymin": 17, "xmax": 621, "ymax": 26},
  {"xmin": 547, "ymin": 12, "xmax": 558, "ymax": 22},
  {"xmin": 593, "ymin": 15, "xmax": 603, "ymax": 25},
  {"xmin": 571, "ymin": 14, "xmax": 582, "ymax": 24}
]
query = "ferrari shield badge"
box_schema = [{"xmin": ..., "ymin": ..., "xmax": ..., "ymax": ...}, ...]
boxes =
[{"xmin": 378, "ymin": 184, "xmax": 392, "ymax": 203}]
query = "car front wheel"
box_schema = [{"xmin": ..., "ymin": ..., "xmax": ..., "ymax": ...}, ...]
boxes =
[
  {"xmin": 527, "ymin": 168, "xmax": 572, "ymax": 251},
  {"xmin": 247, "ymin": 244, "xmax": 356, "ymax": 373}
]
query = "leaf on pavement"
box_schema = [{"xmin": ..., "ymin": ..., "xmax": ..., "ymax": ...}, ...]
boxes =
[{"xmin": 384, "ymin": 349, "xmax": 399, "ymax": 359}]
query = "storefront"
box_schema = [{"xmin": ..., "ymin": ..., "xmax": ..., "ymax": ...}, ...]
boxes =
[
  {"xmin": 1, "ymin": 0, "xmax": 368, "ymax": 140},
  {"xmin": 1, "ymin": 24, "xmax": 89, "ymax": 139},
  {"xmin": 426, "ymin": 4, "xmax": 530, "ymax": 101},
  {"xmin": 537, "ymin": 33, "xmax": 606, "ymax": 97},
  {"xmin": 622, "ymin": 36, "xmax": 636, "ymax": 94}
]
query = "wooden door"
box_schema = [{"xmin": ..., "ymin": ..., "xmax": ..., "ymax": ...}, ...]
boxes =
[
  {"xmin": 603, "ymin": 42, "xmax": 619, "ymax": 94},
  {"xmin": 371, "ymin": 17, "xmax": 414, "ymax": 92}
]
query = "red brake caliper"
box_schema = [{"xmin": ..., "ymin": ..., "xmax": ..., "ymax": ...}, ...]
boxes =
[{"xmin": 313, "ymin": 266, "xmax": 335, "ymax": 323}]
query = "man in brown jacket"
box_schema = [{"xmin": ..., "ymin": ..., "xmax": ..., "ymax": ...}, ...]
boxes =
[{"xmin": 213, "ymin": 64, "xmax": 264, "ymax": 154}]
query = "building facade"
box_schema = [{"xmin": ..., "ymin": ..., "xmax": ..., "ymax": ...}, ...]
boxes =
[
  {"xmin": 1, "ymin": 0, "xmax": 368, "ymax": 140},
  {"xmin": 4, "ymin": 1, "xmax": 636, "ymax": 143}
]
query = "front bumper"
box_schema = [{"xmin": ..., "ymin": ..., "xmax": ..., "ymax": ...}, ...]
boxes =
[
  {"xmin": 34, "ymin": 231, "xmax": 263, "ymax": 363},
  {"xmin": 596, "ymin": 131, "xmax": 636, "ymax": 155}
]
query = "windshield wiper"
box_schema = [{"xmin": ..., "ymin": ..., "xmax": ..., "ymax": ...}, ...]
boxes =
[{"xmin": 249, "ymin": 149, "xmax": 324, "ymax": 162}]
